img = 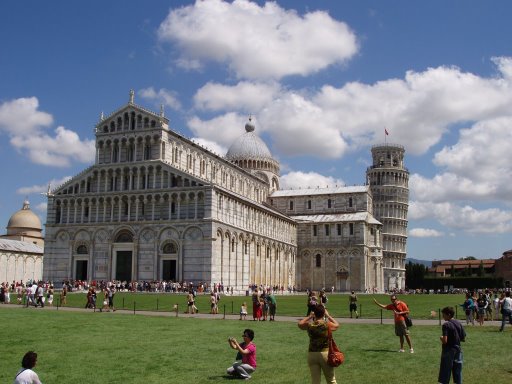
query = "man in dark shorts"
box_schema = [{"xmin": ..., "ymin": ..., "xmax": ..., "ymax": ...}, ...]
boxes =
[
  {"xmin": 349, "ymin": 291, "xmax": 358, "ymax": 318},
  {"xmin": 374, "ymin": 295, "xmax": 414, "ymax": 353}
]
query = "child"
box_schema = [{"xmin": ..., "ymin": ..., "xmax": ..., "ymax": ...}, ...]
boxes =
[
  {"xmin": 240, "ymin": 302, "xmax": 248, "ymax": 320},
  {"xmin": 101, "ymin": 289, "xmax": 110, "ymax": 312}
]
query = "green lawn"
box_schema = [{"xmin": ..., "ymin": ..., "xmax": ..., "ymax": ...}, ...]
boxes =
[
  {"xmin": 56, "ymin": 292, "xmax": 476, "ymax": 320},
  {"xmin": 2, "ymin": 306, "xmax": 510, "ymax": 383}
]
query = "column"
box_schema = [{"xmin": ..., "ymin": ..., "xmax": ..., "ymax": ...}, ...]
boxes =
[
  {"xmin": 73, "ymin": 202, "xmax": 77, "ymax": 223},
  {"xmin": 66, "ymin": 201, "xmax": 70, "ymax": 224}
]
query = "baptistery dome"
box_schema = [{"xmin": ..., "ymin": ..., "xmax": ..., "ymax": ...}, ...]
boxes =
[{"xmin": 7, "ymin": 200, "xmax": 42, "ymax": 237}]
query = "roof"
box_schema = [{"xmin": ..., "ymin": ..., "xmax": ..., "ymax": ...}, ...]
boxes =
[
  {"xmin": 7, "ymin": 200, "xmax": 42, "ymax": 231},
  {"xmin": 0, "ymin": 239, "xmax": 43, "ymax": 254},
  {"xmin": 225, "ymin": 122, "xmax": 275, "ymax": 162},
  {"xmin": 292, "ymin": 212, "xmax": 381, "ymax": 224},
  {"xmin": 431, "ymin": 259, "xmax": 496, "ymax": 267},
  {"xmin": 272, "ymin": 185, "xmax": 369, "ymax": 197}
]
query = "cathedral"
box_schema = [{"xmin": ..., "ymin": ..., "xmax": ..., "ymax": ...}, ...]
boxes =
[{"xmin": 43, "ymin": 92, "xmax": 409, "ymax": 292}]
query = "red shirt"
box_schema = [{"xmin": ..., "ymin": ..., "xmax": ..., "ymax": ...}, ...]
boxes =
[{"xmin": 385, "ymin": 301, "xmax": 409, "ymax": 323}]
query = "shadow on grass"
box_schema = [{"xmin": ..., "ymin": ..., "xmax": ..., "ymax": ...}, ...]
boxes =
[
  {"xmin": 363, "ymin": 348, "xmax": 399, "ymax": 353},
  {"xmin": 207, "ymin": 375, "xmax": 239, "ymax": 381}
]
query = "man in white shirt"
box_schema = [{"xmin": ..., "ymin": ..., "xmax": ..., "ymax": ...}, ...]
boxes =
[
  {"xmin": 35, "ymin": 283, "xmax": 44, "ymax": 308},
  {"xmin": 499, "ymin": 291, "xmax": 512, "ymax": 332}
]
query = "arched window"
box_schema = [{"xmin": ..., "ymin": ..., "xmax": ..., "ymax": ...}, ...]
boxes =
[
  {"xmin": 144, "ymin": 145, "xmax": 152, "ymax": 160},
  {"xmin": 163, "ymin": 242, "xmax": 177, "ymax": 254},
  {"xmin": 115, "ymin": 231, "xmax": 133, "ymax": 243},
  {"xmin": 77, "ymin": 245, "xmax": 88, "ymax": 254},
  {"xmin": 316, "ymin": 254, "xmax": 321, "ymax": 268}
]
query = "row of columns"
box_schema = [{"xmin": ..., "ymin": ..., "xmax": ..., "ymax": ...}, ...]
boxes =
[{"xmin": 54, "ymin": 193, "xmax": 204, "ymax": 224}]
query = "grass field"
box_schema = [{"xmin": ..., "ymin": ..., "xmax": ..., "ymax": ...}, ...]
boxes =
[
  {"xmin": 2, "ymin": 301, "xmax": 511, "ymax": 384},
  {"xmin": 50, "ymin": 291, "xmax": 487, "ymax": 321}
]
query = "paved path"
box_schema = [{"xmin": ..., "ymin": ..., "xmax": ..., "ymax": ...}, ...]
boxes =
[{"xmin": 1, "ymin": 304, "xmax": 505, "ymax": 327}]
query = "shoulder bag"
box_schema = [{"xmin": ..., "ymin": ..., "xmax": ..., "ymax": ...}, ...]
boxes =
[
  {"xmin": 395, "ymin": 303, "xmax": 413, "ymax": 327},
  {"xmin": 327, "ymin": 325, "xmax": 345, "ymax": 367}
]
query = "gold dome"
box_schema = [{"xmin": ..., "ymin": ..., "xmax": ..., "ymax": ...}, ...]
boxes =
[{"xmin": 6, "ymin": 200, "xmax": 42, "ymax": 236}]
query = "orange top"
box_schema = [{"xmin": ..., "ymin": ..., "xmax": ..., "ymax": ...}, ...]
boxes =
[{"xmin": 385, "ymin": 301, "xmax": 409, "ymax": 323}]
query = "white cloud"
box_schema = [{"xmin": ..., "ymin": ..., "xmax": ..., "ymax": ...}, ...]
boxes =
[
  {"xmin": 194, "ymin": 81, "xmax": 280, "ymax": 112},
  {"xmin": 280, "ymin": 171, "xmax": 344, "ymax": 190},
  {"xmin": 191, "ymin": 137, "xmax": 227, "ymax": 157},
  {"xmin": 187, "ymin": 58, "xmax": 512, "ymax": 161},
  {"xmin": 408, "ymin": 228, "xmax": 443, "ymax": 238},
  {"xmin": 0, "ymin": 97, "xmax": 95, "ymax": 167},
  {"xmin": 187, "ymin": 112, "xmax": 248, "ymax": 147},
  {"xmin": 34, "ymin": 202, "xmax": 47, "ymax": 214},
  {"xmin": 10, "ymin": 126, "xmax": 95, "ymax": 167},
  {"xmin": 409, "ymin": 201, "xmax": 512, "ymax": 234},
  {"xmin": 0, "ymin": 97, "xmax": 53, "ymax": 135},
  {"xmin": 17, "ymin": 176, "xmax": 72, "ymax": 195},
  {"xmin": 158, "ymin": 0, "xmax": 358, "ymax": 80},
  {"xmin": 139, "ymin": 87, "xmax": 182, "ymax": 110}
]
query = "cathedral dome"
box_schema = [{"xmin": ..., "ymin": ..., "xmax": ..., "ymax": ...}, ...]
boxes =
[
  {"xmin": 225, "ymin": 118, "xmax": 274, "ymax": 162},
  {"xmin": 7, "ymin": 200, "xmax": 42, "ymax": 235}
]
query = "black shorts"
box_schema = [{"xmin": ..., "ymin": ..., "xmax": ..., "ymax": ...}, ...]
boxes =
[{"xmin": 350, "ymin": 303, "xmax": 357, "ymax": 311}]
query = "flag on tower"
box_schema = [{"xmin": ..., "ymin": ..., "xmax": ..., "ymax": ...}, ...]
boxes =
[{"xmin": 385, "ymin": 128, "xmax": 389, "ymax": 135}]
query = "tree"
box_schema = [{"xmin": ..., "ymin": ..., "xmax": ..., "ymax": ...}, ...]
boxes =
[
  {"xmin": 477, "ymin": 260, "xmax": 485, "ymax": 277},
  {"xmin": 405, "ymin": 262, "xmax": 426, "ymax": 289}
]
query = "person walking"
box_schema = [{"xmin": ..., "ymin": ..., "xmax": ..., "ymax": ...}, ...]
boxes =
[
  {"xmin": 298, "ymin": 304, "xmax": 340, "ymax": 384},
  {"xmin": 373, "ymin": 295, "xmax": 414, "ymax": 353},
  {"xmin": 499, "ymin": 291, "xmax": 512, "ymax": 332},
  {"xmin": 268, "ymin": 292, "xmax": 277, "ymax": 321},
  {"xmin": 476, "ymin": 293, "xmax": 488, "ymax": 326},
  {"xmin": 438, "ymin": 306, "xmax": 466, "ymax": 384},
  {"xmin": 35, "ymin": 283, "xmax": 44, "ymax": 308},
  {"xmin": 461, "ymin": 293, "xmax": 475, "ymax": 326},
  {"xmin": 349, "ymin": 291, "xmax": 359, "ymax": 319},
  {"xmin": 14, "ymin": 351, "xmax": 42, "ymax": 384}
]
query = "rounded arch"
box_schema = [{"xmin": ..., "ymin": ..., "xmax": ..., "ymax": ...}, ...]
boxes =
[
  {"xmin": 161, "ymin": 241, "xmax": 178, "ymax": 254},
  {"xmin": 114, "ymin": 229, "xmax": 134, "ymax": 243}
]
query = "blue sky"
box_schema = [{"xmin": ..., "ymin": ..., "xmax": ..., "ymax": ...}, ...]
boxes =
[{"xmin": 1, "ymin": 0, "xmax": 511, "ymax": 261}]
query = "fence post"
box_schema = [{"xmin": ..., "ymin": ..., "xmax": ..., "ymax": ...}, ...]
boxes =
[
  {"xmin": 157, "ymin": 298, "xmax": 159, "ymax": 311},
  {"xmin": 176, "ymin": 304, "xmax": 179, "ymax": 317},
  {"xmin": 380, "ymin": 309, "xmax": 383, "ymax": 324},
  {"xmin": 455, "ymin": 305, "xmax": 458, "ymax": 319},
  {"xmin": 122, "ymin": 297, "xmax": 125, "ymax": 310},
  {"xmin": 360, "ymin": 304, "xmax": 362, "ymax": 319},
  {"xmin": 438, "ymin": 308, "xmax": 441, "ymax": 326},
  {"xmin": 134, "ymin": 301, "xmax": 136, "ymax": 315},
  {"xmin": 223, "ymin": 304, "xmax": 226, "ymax": 320},
  {"xmin": 231, "ymin": 301, "xmax": 234, "ymax": 314}
]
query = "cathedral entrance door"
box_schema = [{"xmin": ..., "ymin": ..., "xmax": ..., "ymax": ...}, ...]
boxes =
[
  {"xmin": 162, "ymin": 259, "xmax": 177, "ymax": 281},
  {"xmin": 115, "ymin": 251, "xmax": 132, "ymax": 281},
  {"xmin": 75, "ymin": 260, "xmax": 88, "ymax": 281}
]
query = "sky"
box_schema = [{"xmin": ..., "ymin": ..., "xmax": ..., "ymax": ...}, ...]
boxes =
[{"xmin": 1, "ymin": 0, "xmax": 511, "ymax": 261}]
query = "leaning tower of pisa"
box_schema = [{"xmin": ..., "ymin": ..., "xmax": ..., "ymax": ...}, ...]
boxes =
[{"xmin": 366, "ymin": 144, "xmax": 409, "ymax": 291}]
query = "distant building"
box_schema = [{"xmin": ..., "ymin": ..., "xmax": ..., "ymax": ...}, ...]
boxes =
[
  {"xmin": 429, "ymin": 259, "xmax": 496, "ymax": 277},
  {"xmin": 495, "ymin": 249, "xmax": 512, "ymax": 287},
  {"xmin": 0, "ymin": 200, "xmax": 44, "ymax": 283},
  {"xmin": 42, "ymin": 92, "xmax": 410, "ymax": 292}
]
